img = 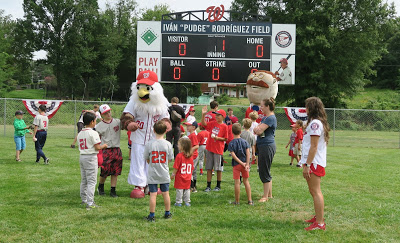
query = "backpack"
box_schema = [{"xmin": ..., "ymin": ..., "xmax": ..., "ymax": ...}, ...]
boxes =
[{"xmin": 170, "ymin": 107, "xmax": 182, "ymax": 122}]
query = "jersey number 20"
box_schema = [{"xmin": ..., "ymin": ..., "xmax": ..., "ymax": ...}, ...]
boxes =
[{"xmin": 180, "ymin": 163, "xmax": 192, "ymax": 174}]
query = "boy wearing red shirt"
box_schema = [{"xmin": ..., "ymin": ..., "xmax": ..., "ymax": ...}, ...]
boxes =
[
  {"xmin": 204, "ymin": 101, "xmax": 219, "ymax": 123},
  {"xmin": 201, "ymin": 106, "xmax": 228, "ymax": 192},
  {"xmin": 184, "ymin": 121, "xmax": 199, "ymax": 192}
]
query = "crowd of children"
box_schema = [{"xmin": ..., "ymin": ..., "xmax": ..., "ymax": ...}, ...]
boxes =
[{"xmin": 13, "ymin": 101, "xmax": 312, "ymax": 227}]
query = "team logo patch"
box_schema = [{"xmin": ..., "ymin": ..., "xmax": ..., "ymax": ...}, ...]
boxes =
[
  {"xmin": 275, "ymin": 31, "xmax": 292, "ymax": 48},
  {"xmin": 311, "ymin": 122, "xmax": 319, "ymax": 131},
  {"xmin": 143, "ymin": 73, "xmax": 150, "ymax": 79}
]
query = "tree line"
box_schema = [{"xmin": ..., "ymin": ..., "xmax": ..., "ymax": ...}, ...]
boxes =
[{"xmin": 0, "ymin": 0, "xmax": 399, "ymax": 107}]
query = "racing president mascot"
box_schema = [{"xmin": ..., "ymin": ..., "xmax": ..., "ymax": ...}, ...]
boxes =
[
  {"xmin": 121, "ymin": 70, "xmax": 171, "ymax": 198},
  {"xmin": 245, "ymin": 70, "xmax": 278, "ymax": 122}
]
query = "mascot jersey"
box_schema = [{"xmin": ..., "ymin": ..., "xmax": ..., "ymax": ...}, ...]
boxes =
[
  {"xmin": 123, "ymin": 99, "xmax": 169, "ymax": 145},
  {"xmin": 245, "ymin": 105, "xmax": 265, "ymax": 123}
]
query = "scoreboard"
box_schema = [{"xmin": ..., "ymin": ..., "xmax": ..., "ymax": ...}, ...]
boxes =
[{"xmin": 161, "ymin": 21, "xmax": 272, "ymax": 83}]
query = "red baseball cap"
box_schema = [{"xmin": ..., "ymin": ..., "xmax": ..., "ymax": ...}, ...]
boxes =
[
  {"xmin": 136, "ymin": 70, "xmax": 158, "ymax": 86},
  {"xmin": 279, "ymin": 58, "xmax": 288, "ymax": 64},
  {"xmin": 212, "ymin": 109, "xmax": 226, "ymax": 118}
]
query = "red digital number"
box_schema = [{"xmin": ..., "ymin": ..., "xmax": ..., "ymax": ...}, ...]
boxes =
[
  {"xmin": 179, "ymin": 43, "xmax": 186, "ymax": 56},
  {"xmin": 256, "ymin": 45, "xmax": 263, "ymax": 57},
  {"xmin": 212, "ymin": 68, "xmax": 220, "ymax": 81},
  {"xmin": 173, "ymin": 67, "xmax": 181, "ymax": 80},
  {"xmin": 151, "ymin": 151, "xmax": 167, "ymax": 163},
  {"xmin": 79, "ymin": 139, "xmax": 88, "ymax": 150},
  {"xmin": 222, "ymin": 40, "xmax": 225, "ymax": 51}
]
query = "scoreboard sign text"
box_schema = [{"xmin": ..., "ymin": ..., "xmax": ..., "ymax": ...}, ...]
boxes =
[{"xmin": 161, "ymin": 21, "xmax": 272, "ymax": 83}]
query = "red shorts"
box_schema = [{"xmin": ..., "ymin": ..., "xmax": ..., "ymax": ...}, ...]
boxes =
[
  {"xmin": 233, "ymin": 164, "xmax": 249, "ymax": 180},
  {"xmin": 310, "ymin": 164, "xmax": 325, "ymax": 177}
]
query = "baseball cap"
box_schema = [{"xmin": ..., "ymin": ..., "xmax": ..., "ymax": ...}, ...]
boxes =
[
  {"xmin": 136, "ymin": 70, "xmax": 158, "ymax": 86},
  {"xmin": 189, "ymin": 107, "xmax": 195, "ymax": 112},
  {"xmin": 184, "ymin": 121, "xmax": 198, "ymax": 128},
  {"xmin": 100, "ymin": 104, "xmax": 111, "ymax": 114},
  {"xmin": 279, "ymin": 58, "xmax": 288, "ymax": 64},
  {"xmin": 290, "ymin": 124, "xmax": 296, "ymax": 127},
  {"xmin": 15, "ymin": 110, "xmax": 24, "ymax": 115},
  {"xmin": 212, "ymin": 109, "xmax": 226, "ymax": 118}
]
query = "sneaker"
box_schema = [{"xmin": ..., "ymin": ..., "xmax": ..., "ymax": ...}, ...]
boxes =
[
  {"xmin": 110, "ymin": 191, "xmax": 118, "ymax": 198},
  {"xmin": 230, "ymin": 201, "xmax": 240, "ymax": 205},
  {"xmin": 70, "ymin": 145, "xmax": 75, "ymax": 148},
  {"xmin": 212, "ymin": 171, "xmax": 215, "ymax": 175},
  {"xmin": 204, "ymin": 187, "xmax": 211, "ymax": 192},
  {"xmin": 80, "ymin": 201, "xmax": 87, "ymax": 206},
  {"xmin": 164, "ymin": 213, "xmax": 172, "ymax": 219},
  {"xmin": 248, "ymin": 201, "xmax": 254, "ymax": 206},
  {"xmin": 98, "ymin": 187, "xmax": 105, "ymax": 196},
  {"xmin": 191, "ymin": 187, "xmax": 197, "ymax": 193},
  {"xmin": 86, "ymin": 203, "xmax": 100, "ymax": 210},
  {"xmin": 144, "ymin": 215, "xmax": 155, "ymax": 222},
  {"xmin": 174, "ymin": 203, "xmax": 182, "ymax": 207},
  {"xmin": 44, "ymin": 158, "xmax": 50, "ymax": 165},
  {"xmin": 296, "ymin": 163, "xmax": 301, "ymax": 167},
  {"xmin": 305, "ymin": 222, "xmax": 326, "ymax": 231},
  {"xmin": 35, "ymin": 160, "xmax": 39, "ymax": 164},
  {"xmin": 184, "ymin": 202, "xmax": 191, "ymax": 207},
  {"xmin": 305, "ymin": 215, "xmax": 316, "ymax": 223},
  {"xmin": 213, "ymin": 187, "xmax": 221, "ymax": 192},
  {"xmin": 200, "ymin": 172, "xmax": 203, "ymax": 176}
]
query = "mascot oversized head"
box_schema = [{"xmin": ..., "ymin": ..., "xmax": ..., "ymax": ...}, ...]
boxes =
[
  {"xmin": 128, "ymin": 70, "xmax": 169, "ymax": 117},
  {"xmin": 245, "ymin": 70, "xmax": 278, "ymax": 123},
  {"xmin": 121, "ymin": 70, "xmax": 171, "ymax": 198}
]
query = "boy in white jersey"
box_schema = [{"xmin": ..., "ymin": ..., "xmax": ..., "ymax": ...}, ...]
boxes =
[
  {"xmin": 78, "ymin": 112, "xmax": 108, "ymax": 210},
  {"xmin": 96, "ymin": 104, "xmax": 123, "ymax": 198},
  {"xmin": 143, "ymin": 121, "xmax": 174, "ymax": 221},
  {"xmin": 33, "ymin": 105, "xmax": 50, "ymax": 164}
]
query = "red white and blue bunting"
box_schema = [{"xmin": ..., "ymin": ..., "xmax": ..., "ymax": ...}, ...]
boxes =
[
  {"xmin": 22, "ymin": 99, "xmax": 64, "ymax": 119},
  {"xmin": 284, "ymin": 107, "xmax": 308, "ymax": 125},
  {"xmin": 178, "ymin": 104, "xmax": 195, "ymax": 120}
]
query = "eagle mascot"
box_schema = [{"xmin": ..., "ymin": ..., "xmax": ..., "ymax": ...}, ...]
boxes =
[
  {"xmin": 121, "ymin": 70, "xmax": 171, "ymax": 198},
  {"xmin": 245, "ymin": 70, "xmax": 278, "ymax": 122}
]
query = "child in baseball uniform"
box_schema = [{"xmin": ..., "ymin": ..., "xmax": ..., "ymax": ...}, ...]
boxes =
[
  {"xmin": 95, "ymin": 104, "xmax": 123, "ymax": 198},
  {"xmin": 77, "ymin": 112, "xmax": 108, "ymax": 210},
  {"xmin": 228, "ymin": 123, "xmax": 253, "ymax": 205},
  {"xmin": 184, "ymin": 121, "xmax": 199, "ymax": 193},
  {"xmin": 13, "ymin": 110, "xmax": 32, "ymax": 162},
  {"xmin": 285, "ymin": 124, "xmax": 297, "ymax": 165},
  {"xmin": 143, "ymin": 121, "xmax": 174, "ymax": 222},
  {"xmin": 197, "ymin": 124, "xmax": 209, "ymax": 176},
  {"xmin": 33, "ymin": 104, "xmax": 49, "ymax": 164},
  {"xmin": 171, "ymin": 138, "xmax": 194, "ymax": 207}
]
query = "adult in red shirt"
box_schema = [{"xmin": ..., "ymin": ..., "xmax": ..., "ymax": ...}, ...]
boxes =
[
  {"xmin": 204, "ymin": 101, "xmax": 219, "ymax": 123},
  {"xmin": 201, "ymin": 106, "xmax": 228, "ymax": 192}
]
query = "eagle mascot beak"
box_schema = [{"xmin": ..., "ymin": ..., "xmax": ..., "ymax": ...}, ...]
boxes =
[{"xmin": 137, "ymin": 85, "xmax": 151, "ymax": 103}]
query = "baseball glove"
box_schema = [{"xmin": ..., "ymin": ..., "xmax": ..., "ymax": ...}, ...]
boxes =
[{"xmin": 120, "ymin": 113, "xmax": 134, "ymax": 130}]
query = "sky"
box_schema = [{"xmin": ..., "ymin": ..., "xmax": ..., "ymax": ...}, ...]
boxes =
[{"xmin": 0, "ymin": 0, "xmax": 399, "ymax": 59}]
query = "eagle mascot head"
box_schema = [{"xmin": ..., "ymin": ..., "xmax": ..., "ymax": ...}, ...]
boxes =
[
  {"xmin": 246, "ymin": 70, "xmax": 278, "ymax": 105},
  {"xmin": 129, "ymin": 70, "xmax": 169, "ymax": 117}
]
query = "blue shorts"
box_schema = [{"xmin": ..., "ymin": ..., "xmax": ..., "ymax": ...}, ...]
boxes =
[
  {"xmin": 14, "ymin": 136, "xmax": 26, "ymax": 151},
  {"xmin": 148, "ymin": 183, "xmax": 169, "ymax": 193}
]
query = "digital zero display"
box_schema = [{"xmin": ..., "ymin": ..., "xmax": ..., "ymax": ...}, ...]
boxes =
[{"xmin": 161, "ymin": 21, "xmax": 272, "ymax": 83}]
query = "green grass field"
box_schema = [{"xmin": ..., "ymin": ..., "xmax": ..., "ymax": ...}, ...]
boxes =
[{"xmin": 1, "ymin": 131, "xmax": 399, "ymax": 242}]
